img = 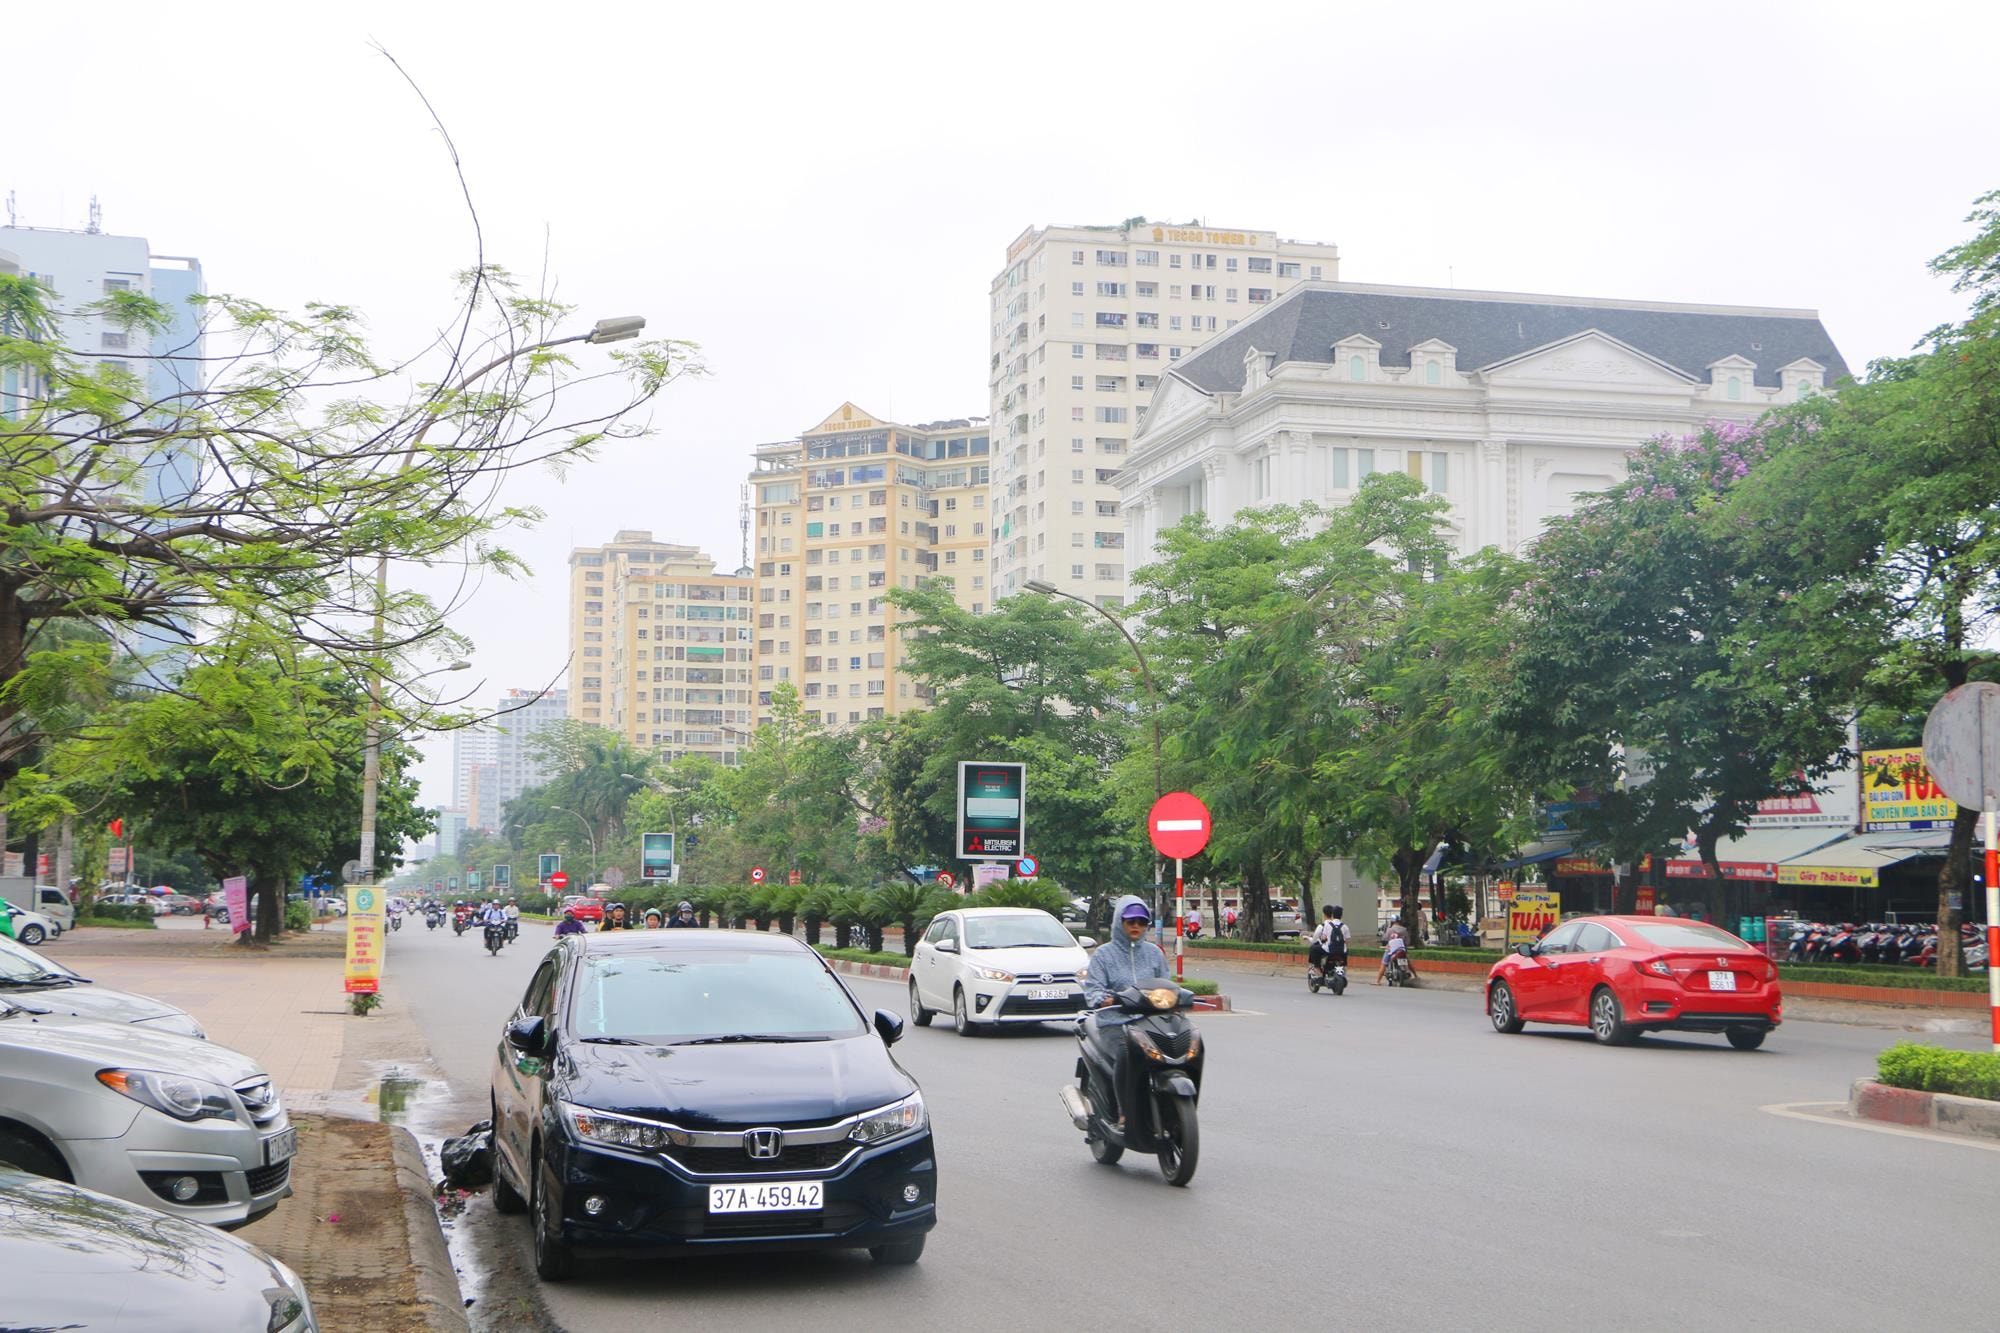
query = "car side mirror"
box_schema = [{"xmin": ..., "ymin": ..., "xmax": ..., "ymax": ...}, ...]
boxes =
[
  {"xmin": 506, "ymin": 1016, "xmax": 548, "ymax": 1053},
  {"xmin": 873, "ymin": 1009, "xmax": 905, "ymax": 1046},
  {"xmin": 1515, "ymin": 943, "xmax": 1538, "ymax": 958},
  {"xmin": 935, "ymin": 939, "xmax": 958, "ymax": 954},
  {"xmin": 1077, "ymin": 936, "xmax": 1097, "ymax": 949}
]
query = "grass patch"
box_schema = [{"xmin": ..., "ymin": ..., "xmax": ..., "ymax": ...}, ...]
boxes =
[
  {"xmin": 815, "ymin": 945, "xmax": 916, "ymax": 968},
  {"xmin": 1878, "ymin": 1042, "xmax": 2000, "ymax": 1100},
  {"xmin": 75, "ymin": 915, "xmax": 156, "ymax": 930}
]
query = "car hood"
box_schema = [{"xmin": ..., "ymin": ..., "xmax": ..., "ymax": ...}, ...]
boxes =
[
  {"xmin": 0, "ymin": 981, "xmax": 198, "ymax": 1032},
  {"xmin": 0, "ymin": 1010, "xmax": 258, "ymax": 1083},
  {"xmin": 962, "ymin": 944, "xmax": 1088, "ymax": 977},
  {"xmin": 554, "ymin": 1033, "xmax": 913, "ymax": 1128},
  {"xmin": 0, "ymin": 1169, "xmax": 301, "ymax": 1330}
]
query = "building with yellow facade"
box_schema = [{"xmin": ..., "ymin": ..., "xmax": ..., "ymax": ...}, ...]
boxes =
[
  {"xmin": 988, "ymin": 219, "xmax": 1341, "ymax": 607},
  {"xmin": 750, "ymin": 404, "xmax": 989, "ymax": 730},
  {"xmin": 566, "ymin": 531, "xmax": 755, "ymax": 764}
]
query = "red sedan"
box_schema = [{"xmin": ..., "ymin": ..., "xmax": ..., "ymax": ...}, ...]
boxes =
[{"xmin": 1485, "ymin": 915, "xmax": 1782, "ymax": 1049}]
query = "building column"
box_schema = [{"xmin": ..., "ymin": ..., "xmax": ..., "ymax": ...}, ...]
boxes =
[
  {"xmin": 1478, "ymin": 439, "xmax": 1508, "ymax": 551},
  {"xmin": 1201, "ymin": 456, "xmax": 1230, "ymax": 520}
]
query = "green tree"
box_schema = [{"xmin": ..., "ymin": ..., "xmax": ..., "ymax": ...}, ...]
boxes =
[{"xmin": 1504, "ymin": 420, "xmax": 1876, "ymax": 933}]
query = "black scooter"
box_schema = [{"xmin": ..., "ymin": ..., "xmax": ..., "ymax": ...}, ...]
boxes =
[
  {"xmin": 1060, "ymin": 978, "xmax": 1203, "ymax": 1186},
  {"xmin": 425, "ymin": 910, "xmax": 440, "ymax": 931},
  {"xmin": 1307, "ymin": 954, "xmax": 1349, "ymax": 995},
  {"xmin": 484, "ymin": 921, "xmax": 506, "ymax": 956}
]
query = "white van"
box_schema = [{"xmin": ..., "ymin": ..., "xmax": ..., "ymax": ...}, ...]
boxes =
[{"xmin": 0, "ymin": 880, "xmax": 74, "ymax": 933}]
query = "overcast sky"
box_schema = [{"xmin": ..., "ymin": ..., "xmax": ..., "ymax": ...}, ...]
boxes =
[{"xmin": 11, "ymin": 0, "xmax": 1995, "ymax": 811}]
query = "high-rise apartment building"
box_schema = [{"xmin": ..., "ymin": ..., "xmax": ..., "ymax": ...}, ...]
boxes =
[
  {"xmin": 449, "ymin": 687, "xmax": 571, "ymax": 829},
  {"xmin": 567, "ymin": 532, "xmax": 754, "ymax": 764},
  {"xmin": 988, "ymin": 219, "xmax": 1339, "ymax": 605},
  {"xmin": 750, "ymin": 403, "xmax": 989, "ymax": 730}
]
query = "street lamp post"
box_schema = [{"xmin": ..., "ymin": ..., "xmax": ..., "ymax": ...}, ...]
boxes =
[
  {"xmin": 1022, "ymin": 579, "xmax": 1161, "ymax": 800},
  {"xmin": 356, "ymin": 316, "xmax": 646, "ymax": 881},
  {"xmin": 551, "ymin": 806, "xmax": 599, "ymax": 885}
]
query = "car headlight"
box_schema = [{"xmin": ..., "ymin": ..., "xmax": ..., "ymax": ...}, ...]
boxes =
[
  {"xmin": 972, "ymin": 965, "xmax": 1014, "ymax": 983},
  {"xmin": 1143, "ymin": 987, "xmax": 1179, "ymax": 1011},
  {"xmin": 848, "ymin": 1091, "xmax": 926, "ymax": 1145},
  {"xmin": 1074, "ymin": 969, "xmax": 1089, "ymax": 983},
  {"xmin": 560, "ymin": 1101, "xmax": 690, "ymax": 1151},
  {"xmin": 264, "ymin": 1257, "xmax": 317, "ymax": 1331},
  {"xmin": 96, "ymin": 1068, "xmax": 239, "ymax": 1122},
  {"xmin": 136, "ymin": 1012, "xmax": 208, "ymax": 1040}
]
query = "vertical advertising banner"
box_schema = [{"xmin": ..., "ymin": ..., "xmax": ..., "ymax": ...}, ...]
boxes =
[
  {"xmin": 538, "ymin": 853, "xmax": 561, "ymax": 885},
  {"xmin": 223, "ymin": 875, "xmax": 249, "ymax": 935},
  {"xmin": 956, "ymin": 761, "xmax": 1026, "ymax": 859},
  {"xmin": 493, "ymin": 864, "xmax": 511, "ymax": 889},
  {"xmin": 344, "ymin": 885, "xmax": 385, "ymax": 994},
  {"xmin": 641, "ymin": 833, "xmax": 676, "ymax": 881}
]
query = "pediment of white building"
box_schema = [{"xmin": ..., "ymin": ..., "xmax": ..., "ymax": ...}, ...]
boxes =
[
  {"xmin": 1136, "ymin": 373, "xmax": 1211, "ymax": 441},
  {"xmin": 1481, "ymin": 329, "xmax": 1698, "ymax": 391}
]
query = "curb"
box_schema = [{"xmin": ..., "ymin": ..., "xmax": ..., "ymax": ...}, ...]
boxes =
[
  {"xmin": 387, "ymin": 1125, "xmax": 472, "ymax": 1332},
  {"xmin": 819, "ymin": 956, "xmax": 1232, "ymax": 1012},
  {"xmin": 1848, "ymin": 1077, "xmax": 2000, "ymax": 1141}
]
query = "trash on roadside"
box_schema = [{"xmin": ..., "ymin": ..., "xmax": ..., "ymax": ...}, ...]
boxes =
[{"xmin": 440, "ymin": 1120, "xmax": 494, "ymax": 1189}]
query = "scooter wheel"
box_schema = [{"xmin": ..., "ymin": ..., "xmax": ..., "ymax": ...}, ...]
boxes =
[{"xmin": 1308, "ymin": 974, "xmax": 1321, "ymax": 993}]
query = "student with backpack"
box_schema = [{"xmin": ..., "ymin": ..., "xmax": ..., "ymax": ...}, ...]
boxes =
[{"xmin": 1308, "ymin": 905, "xmax": 1350, "ymax": 992}]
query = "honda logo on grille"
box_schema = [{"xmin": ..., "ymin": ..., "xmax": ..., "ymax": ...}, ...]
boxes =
[{"xmin": 744, "ymin": 1128, "xmax": 784, "ymax": 1160}]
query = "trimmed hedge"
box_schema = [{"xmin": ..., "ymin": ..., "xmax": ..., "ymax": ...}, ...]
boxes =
[
  {"xmin": 76, "ymin": 914, "xmax": 156, "ymax": 930},
  {"xmin": 1878, "ymin": 1042, "xmax": 2000, "ymax": 1101},
  {"xmin": 86, "ymin": 903, "xmax": 158, "ymax": 924},
  {"xmin": 1781, "ymin": 965, "xmax": 1986, "ymax": 993}
]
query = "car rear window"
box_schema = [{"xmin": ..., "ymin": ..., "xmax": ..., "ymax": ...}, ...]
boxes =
[
  {"xmin": 570, "ymin": 950, "xmax": 865, "ymax": 1043},
  {"xmin": 1625, "ymin": 921, "xmax": 1752, "ymax": 950}
]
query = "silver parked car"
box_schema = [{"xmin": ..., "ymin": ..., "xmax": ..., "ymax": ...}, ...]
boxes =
[
  {"xmin": 0, "ymin": 935, "xmax": 206, "ymax": 1038},
  {"xmin": 0, "ymin": 1168, "xmax": 317, "ymax": 1330},
  {"xmin": 0, "ymin": 1001, "xmax": 294, "ymax": 1227}
]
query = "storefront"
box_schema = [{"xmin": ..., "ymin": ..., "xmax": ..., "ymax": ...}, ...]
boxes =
[
  {"xmin": 1773, "ymin": 828, "xmax": 1954, "ymax": 921},
  {"xmin": 1663, "ymin": 826, "xmax": 1847, "ymax": 920}
]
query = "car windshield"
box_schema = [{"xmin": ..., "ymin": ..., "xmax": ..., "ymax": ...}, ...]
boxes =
[
  {"xmin": 568, "ymin": 949, "xmax": 865, "ymax": 1044},
  {"xmin": 964, "ymin": 914, "xmax": 1075, "ymax": 949},
  {"xmin": 1625, "ymin": 921, "xmax": 1752, "ymax": 951},
  {"xmin": 0, "ymin": 938, "xmax": 73, "ymax": 983}
]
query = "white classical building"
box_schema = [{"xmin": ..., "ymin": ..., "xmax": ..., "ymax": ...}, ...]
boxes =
[{"xmin": 1118, "ymin": 282, "xmax": 1849, "ymax": 568}]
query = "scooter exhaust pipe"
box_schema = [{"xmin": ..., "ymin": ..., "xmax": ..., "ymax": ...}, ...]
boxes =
[{"xmin": 1058, "ymin": 1084, "xmax": 1092, "ymax": 1131}]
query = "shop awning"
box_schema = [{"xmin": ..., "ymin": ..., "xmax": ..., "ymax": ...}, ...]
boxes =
[
  {"xmin": 1775, "ymin": 829, "xmax": 1954, "ymax": 888},
  {"xmin": 1666, "ymin": 827, "xmax": 1846, "ymax": 882},
  {"xmin": 1499, "ymin": 841, "xmax": 1571, "ymax": 870}
]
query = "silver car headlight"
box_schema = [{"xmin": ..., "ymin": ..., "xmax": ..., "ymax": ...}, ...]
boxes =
[
  {"xmin": 972, "ymin": 965, "xmax": 1014, "ymax": 982},
  {"xmin": 265, "ymin": 1256, "xmax": 317, "ymax": 1331},
  {"xmin": 96, "ymin": 1068, "xmax": 239, "ymax": 1122},
  {"xmin": 847, "ymin": 1091, "xmax": 926, "ymax": 1145},
  {"xmin": 135, "ymin": 1012, "xmax": 208, "ymax": 1040},
  {"xmin": 560, "ymin": 1101, "xmax": 691, "ymax": 1151}
]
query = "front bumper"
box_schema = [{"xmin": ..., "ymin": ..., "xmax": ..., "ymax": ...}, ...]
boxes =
[
  {"xmin": 66, "ymin": 1111, "xmax": 294, "ymax": 1227},
  {"xmin": 549, "ymin": 1129, "xmax": 936, "ymax": 1256},
  {"xmin": 970, "ymin": 979, "xmax": 1087, "ymax": 1023}
]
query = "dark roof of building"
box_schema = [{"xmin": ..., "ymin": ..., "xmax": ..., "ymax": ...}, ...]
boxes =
[{"xmin": 1173, "ymin": 283, "xmax": 1850, "ymax": 395}]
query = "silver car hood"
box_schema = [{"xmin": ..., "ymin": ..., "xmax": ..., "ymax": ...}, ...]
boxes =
[
  {"xmin": 0, "ymin": 1009, "xmax": 259, "ymax": 1084},
  {"xmin": 1, "ymin": 981, "xmax": 198, "ymax": 1031}
]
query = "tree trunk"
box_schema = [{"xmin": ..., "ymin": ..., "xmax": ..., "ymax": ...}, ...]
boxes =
[
  {"xmin": 1240, "ymin": 861, "xmax": 1273, "ymax": 942},
  {"xmin": 835, "ymin": 921, "xmax": 852, "ymax": 949},
  {"xmin": 865, "ymin": 923, "xmax": 884, "ymax": 953},
  {"xmin": 1391, "ymin": 847, "xmax": 1424, "ymax": 940},
  {"xmin": 1611, "ymin": 862, "xmax": 1637, "ymax": 916},
  {"xmin": 1210, "ymin": 879, "xmax": 1226, "ymax": 936},
  {"xmin": 56, "ymin": 817, "xmax": 74, "ymax": 897},
  {"xmin": 804, "ymin": 913, "xmax": 823, "ymax": 946},
  {"xmin": 779, "ymin": 911, "xmax": 797, "ymax": 936},
  {"xmin": 902, "ymin": 918, "xmax": 919, "ymax": 957},
  {"xmin": 1695, "ymin": 829, "xmax": 1734, "ymax": 936},
  {"xmin": 249, "ymin": 871, "xmax": 283, "ymax": 943},
  {"xmin": 1935, "ymin": 806, "xmax": 1976, "ymax": 978}
]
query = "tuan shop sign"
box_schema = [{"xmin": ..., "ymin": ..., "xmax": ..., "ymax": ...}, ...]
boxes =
[
  {"xmin": 1666, "ymin": 859, "xmax": 1777, "ymax": 882},
  {"xmin": 1861, "ymin": 748, "xmax": 1956, "ymax": 830}
]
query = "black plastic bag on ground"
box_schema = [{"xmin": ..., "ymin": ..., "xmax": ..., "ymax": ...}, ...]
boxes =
[{"xmin": 440, "ymin": 1119, "xmax": 494, "ymax": 1189}]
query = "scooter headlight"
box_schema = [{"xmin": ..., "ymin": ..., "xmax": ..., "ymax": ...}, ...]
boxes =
[{"xmin": 1143, "ymin": 987, "xmax": 1179, "ymax": 1011}]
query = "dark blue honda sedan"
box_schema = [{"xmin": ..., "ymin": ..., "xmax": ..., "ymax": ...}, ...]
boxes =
[{"xmin": 489, "ymin": 929, "xmax": 936, "ymax": 1280}]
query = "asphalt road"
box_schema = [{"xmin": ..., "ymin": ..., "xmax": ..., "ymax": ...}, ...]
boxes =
[{"xmin": 386, "ymin": 921, "xmax": 2000, "ymax": 1332}]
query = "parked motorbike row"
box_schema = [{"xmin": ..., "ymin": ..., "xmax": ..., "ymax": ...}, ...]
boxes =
[{"xmin": 1784, "ymin": 921, "xmax": 1989, "ymax": 970}]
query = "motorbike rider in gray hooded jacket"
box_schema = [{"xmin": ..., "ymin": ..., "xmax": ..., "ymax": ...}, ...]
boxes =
[{"xmin": 1082, "ymin": 894, "xmax": 1170, "ymax": 1126}]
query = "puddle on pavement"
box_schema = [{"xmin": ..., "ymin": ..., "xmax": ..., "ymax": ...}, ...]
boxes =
[{"xmin": 375, "ymin": 1071, "xmax": 428, "ymax": 1124}]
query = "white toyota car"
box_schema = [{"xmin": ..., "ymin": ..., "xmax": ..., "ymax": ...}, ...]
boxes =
[{"xmin": 909, "ymin": 907, "xmax": 1090, "ymax": 1035}]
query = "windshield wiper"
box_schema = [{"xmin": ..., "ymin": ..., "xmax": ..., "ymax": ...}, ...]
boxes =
[
  {"xmin": 673, "ymin": 1033, "xmax": 829, "ymax": 1046},
  {"xmin": 0, "ymin": 978, "xmax": 72, "ymax": 989},
  {"xmin": 578, "ymin": 1036, "xmax": 649, "ymax": 1046}
]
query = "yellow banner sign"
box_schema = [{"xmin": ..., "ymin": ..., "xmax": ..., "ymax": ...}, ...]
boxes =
[
  {"xmin": 1776, "ymin": 863, "xmax": 1879, "ymax": 888},
  {"xmin": 344, "ymin": 885, "xmax": 385, "ymax": 994},
  {"xmin": 1862, "ymin": 748, "xmax": 1956, "ymax": 828},
  {"xmin": 1506, "ymin": 889, "xmax": 1560, "ymax": 948}
]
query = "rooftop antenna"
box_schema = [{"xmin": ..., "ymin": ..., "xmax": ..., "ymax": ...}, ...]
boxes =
[
  {"xmin": 4, "ymin": 191, "xmax": 13, "ymax": 227},
  {"xmin": 87, "ymin": 195, "xmax": 102, "ymax": 234},
  {"xmin": 737, "ymin": 483, "xmax": 752, "ymax": 575}
]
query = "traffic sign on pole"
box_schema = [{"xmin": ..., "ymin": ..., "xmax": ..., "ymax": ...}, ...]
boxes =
[
  {"xmin": 548, "ymin": 871, "xmax": 570, "ymax": 893},
  {"xmin": 750, "ymin": 866, "xmax": 767, "ymax": 885},
  {"xmin": 1148, "ymin": 792, "xmax": 1212, "ymax": 860},
  {"xmin": 1015, "ymin": 856, "xmax": 1039, "ymax": 879},
  {"xmin": 936, "ymin": 871, "xmax": 956, "ymax": 890},
  {"xmin": 1924, "ymin": 682, "xmax": 2000, "ymax": 1052}
]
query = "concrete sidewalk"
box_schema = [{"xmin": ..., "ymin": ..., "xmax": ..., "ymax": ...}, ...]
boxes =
[{"xmin": 55, "ymin": 924, "xmax": 468, "ymax": 1330}]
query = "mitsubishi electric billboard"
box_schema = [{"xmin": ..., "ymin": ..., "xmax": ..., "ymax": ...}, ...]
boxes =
[{"xmin": 956, "ymin": 761, "xmax": 1026, "ymax": 860}]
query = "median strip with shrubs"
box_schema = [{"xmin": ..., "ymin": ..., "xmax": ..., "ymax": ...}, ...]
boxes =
[{"xmin": 1877, "ymin": 1042, "xmax": 2000, "ymax": 1102}]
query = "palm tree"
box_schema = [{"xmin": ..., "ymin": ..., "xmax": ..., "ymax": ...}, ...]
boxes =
[{"xmin": 868, "ymin": 881, "xmax": 956, "ymax": 957}]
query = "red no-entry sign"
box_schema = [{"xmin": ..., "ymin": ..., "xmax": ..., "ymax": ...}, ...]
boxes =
[
  {"xmin": 1149, "ymin": 791, "xmax": 1212, "ymax": 860},
  {"xmin": 549, "ymin": 871, "xmax": 570, "ymax": 892}
]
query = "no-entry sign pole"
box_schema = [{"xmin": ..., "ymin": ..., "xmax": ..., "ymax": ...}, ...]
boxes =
[
  {"xmin": 1149, "ymin": 792, "xmax": 1212, "ymax": 985},
  {"xmin": 1921, "ymin": 683, "xmax": 2000, "ymax": 1051}
]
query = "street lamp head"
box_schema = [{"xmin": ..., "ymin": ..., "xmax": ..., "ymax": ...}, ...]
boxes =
[
  {"xmin": 445, "ymin": 660, "xmax": 471, "ymax": 671},
  {"xmin": 587, "ymin": 316, "xmax": 646, "ymax": 345},
  {"xmin": 1023, "ymin": 579, "xmax": 1059, "ymax": 595}
]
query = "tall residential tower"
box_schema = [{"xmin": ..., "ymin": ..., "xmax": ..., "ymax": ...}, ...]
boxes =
[{"xmin": 988, "ymin": 220, "xmax": 1338, "ymax": 605}]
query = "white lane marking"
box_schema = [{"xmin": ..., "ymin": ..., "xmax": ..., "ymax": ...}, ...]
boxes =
[{"xmin": 1760, "ymin": 1101, "xmax": 2000, "ymax": 1153}]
